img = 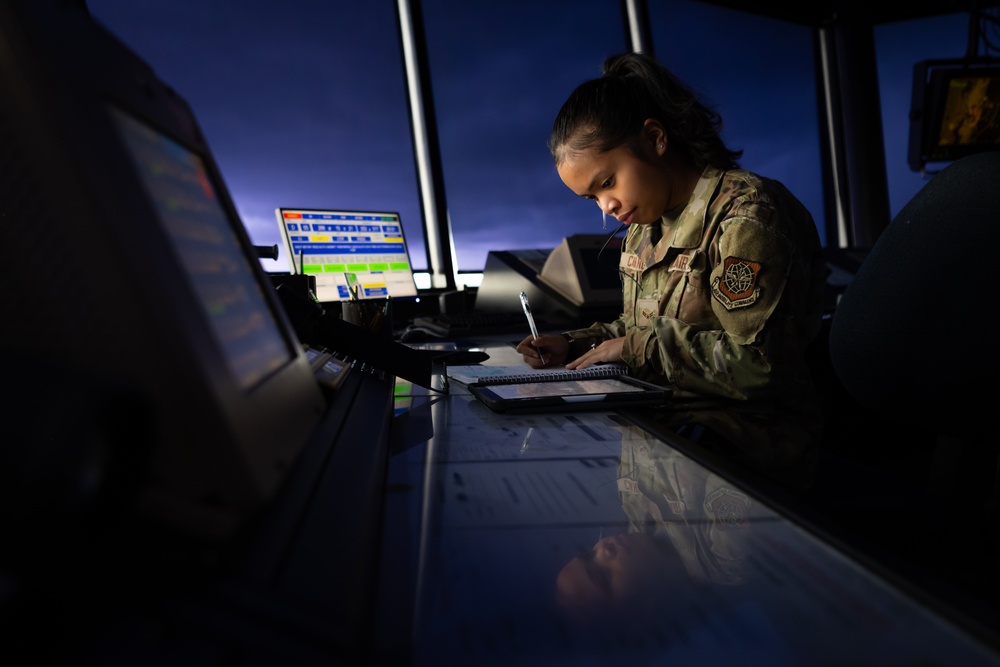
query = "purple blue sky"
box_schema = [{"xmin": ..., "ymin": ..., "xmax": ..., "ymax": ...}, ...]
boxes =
[{"xmin": 85, "ymin": 0, "xmax": 976, "ymax": 273}]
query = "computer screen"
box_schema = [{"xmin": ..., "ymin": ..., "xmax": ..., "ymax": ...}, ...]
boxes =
[
  {"xmin": 114, "ymin": 108, "xmax": 291, "ymax": 390},
  {"xmin": 275, "ymin": 207, "xmax": 419, "ymax": 302},
  {"xmin": 0, "ymin": 0, "xmax": 327, "ymax": 540}
]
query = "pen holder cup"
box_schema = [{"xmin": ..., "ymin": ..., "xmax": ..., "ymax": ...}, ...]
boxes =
[{"xmin": 341, "ymin": 298, "xmax": 392, "ymax": 338}]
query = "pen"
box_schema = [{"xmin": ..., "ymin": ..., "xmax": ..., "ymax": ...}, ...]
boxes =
[{"xmin": 519, "ymin": 291, "xmax": 546, "ymax": 365}]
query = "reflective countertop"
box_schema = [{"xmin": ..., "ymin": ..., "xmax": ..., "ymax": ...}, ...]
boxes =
[{"xmin": 376, "ymin": 341, "xmax": 1000, "ymax": 666}]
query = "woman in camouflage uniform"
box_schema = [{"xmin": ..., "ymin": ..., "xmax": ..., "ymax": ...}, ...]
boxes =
[{"xmin": 516, "ymin": 52, "xmax": 828, "ymax": 489}]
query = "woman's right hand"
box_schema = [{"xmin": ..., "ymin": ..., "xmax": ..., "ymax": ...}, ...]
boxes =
[{"xmin": 515, "ymin": 333, "xmax": 570, "ymax": 368}]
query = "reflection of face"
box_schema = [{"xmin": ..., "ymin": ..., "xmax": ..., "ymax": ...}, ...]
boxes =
[
  {"xmin": 557, "ymin": 144, "xmax": 675, "ymax": 228},
  {"xmin": 556, "ymin": 532, "xmax": 676, "ymax": 619}
]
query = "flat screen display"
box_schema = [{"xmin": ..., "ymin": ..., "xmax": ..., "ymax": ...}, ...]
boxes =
[
  {"xmin": 275, "ymin": 207, "xmax": 420, "ymax": 303},
  {"xmin": 932, "ymin": 71, "xmax": 1000, "ymax": 151}
]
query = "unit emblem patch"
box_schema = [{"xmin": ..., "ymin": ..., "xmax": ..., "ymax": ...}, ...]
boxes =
[{"xmin": 711, "ymin": 256, "xmax": 761, "ymax": 309}]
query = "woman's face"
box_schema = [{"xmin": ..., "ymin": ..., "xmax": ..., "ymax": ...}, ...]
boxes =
[
  {"xmin": 556, "ymin": 141, "xmax": 679, "ymax": 227},
  {"xmin": 555, "ymin": 532, "xmax": 675, "ymax": 614}
]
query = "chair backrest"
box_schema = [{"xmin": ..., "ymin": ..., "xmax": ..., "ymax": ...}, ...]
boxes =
[{"xmin": 828, "ymin": 151, "xmax": 1000, "ymax": 440}]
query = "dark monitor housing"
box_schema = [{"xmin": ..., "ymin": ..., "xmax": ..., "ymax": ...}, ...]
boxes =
[
  {"xmin": 0, "ymin": 0, "xmax": 326, "ymax": 540},
  {"xmin": 908, "ymin": 57, "xmax": 1000, "ymax": 172},
  {"xmin": 475, "ymin": 234, "xmax": 622, "ymax": 328},
  {"xmin": 537, "ymin": 234, "xmax": 623, "ymax": 308}
]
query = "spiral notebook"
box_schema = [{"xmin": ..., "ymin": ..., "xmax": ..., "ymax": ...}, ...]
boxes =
[
  {"xmin": 446, "ymin": 363, "xmax": 630, "ymax": 386},
  {"xmin": 451, "ymin": 363, "xmax": 671, "ymax": 413}
]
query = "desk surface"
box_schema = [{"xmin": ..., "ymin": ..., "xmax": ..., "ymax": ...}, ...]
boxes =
[
  {"xmin": 13, "ymin": 338, "xmax": 999, "ymax": 665},
  {"xmin": 377, "ymin": 340, "xmax": 1000, "ymax": 666}
]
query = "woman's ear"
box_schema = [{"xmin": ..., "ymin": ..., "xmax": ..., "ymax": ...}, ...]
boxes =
[{"xmin": 641, "ymin": 118, "xmax": 667, "ymax": 155}]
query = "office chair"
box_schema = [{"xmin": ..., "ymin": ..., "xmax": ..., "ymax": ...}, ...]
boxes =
[{"xmin": 827, "ymin": 150, "xmax": 1000, "ymax": 531}]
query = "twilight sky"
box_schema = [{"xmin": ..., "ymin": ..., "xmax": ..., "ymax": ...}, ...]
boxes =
[{"xmin": 84, "ymin": 0, "xmax": 973, "ymax": 273}]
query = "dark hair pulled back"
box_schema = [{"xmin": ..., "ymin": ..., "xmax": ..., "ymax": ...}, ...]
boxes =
[{"xmin": 549, "ymin": 52, "xmax": 741, "ymax": 171}]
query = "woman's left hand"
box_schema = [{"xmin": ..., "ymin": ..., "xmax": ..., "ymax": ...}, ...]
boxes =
[{"xmin": 566, "ymin": 337, "xmax": 624, "ymax": 370}]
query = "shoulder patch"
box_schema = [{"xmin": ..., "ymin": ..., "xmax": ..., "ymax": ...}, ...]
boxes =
[
  {"xmin": 704, "ymin": 487, "xmax": 750, "ymax": 529},
  {"xmin": 711, "ymin": 256, "xmax": 761, "ymax": 310}
]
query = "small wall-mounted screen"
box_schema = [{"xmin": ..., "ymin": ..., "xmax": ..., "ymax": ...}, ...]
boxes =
[
  {"xmin": 932, "ymin": 72, "xmax": 1000, "ymax": 151},
  {"xmin": 908, "ymin": 58, "xmax": 1000, "ymax": 171}
]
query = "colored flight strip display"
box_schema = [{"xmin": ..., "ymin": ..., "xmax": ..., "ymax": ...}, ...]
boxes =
[{"xmin": 281, "ymin": 210, "xmax": 418, "ymax": 300}]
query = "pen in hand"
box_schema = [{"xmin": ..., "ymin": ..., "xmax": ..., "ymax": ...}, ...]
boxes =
[{"xmin": 519, "ymin": 291, "xmax": 546, "ymax": 365}]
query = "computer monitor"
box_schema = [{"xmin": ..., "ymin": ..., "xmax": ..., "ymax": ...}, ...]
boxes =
[
  {"xmin": 275, "ymin": 207, "xmax": 419, "ymax": 303},
  {"xmin": 0, "ymin": 0, "xmax": 327, "ymax": 540},
  {"xmin": 908, "ymin": 57, "xmax": 1000, "ymax": 171}
]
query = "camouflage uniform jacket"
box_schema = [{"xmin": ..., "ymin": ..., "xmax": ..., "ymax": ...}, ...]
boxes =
[
  {"xmin": 617, "ymin": 436, "xmax": 752, "ymax": 587},
  {"xmin": 564, "ymin": 167, "xmax": 828, "ymax": 488}
]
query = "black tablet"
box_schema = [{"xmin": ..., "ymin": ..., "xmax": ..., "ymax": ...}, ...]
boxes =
[{"xmin": 468, "ymin": 376, "xmax": 671, "ymax": 413}]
